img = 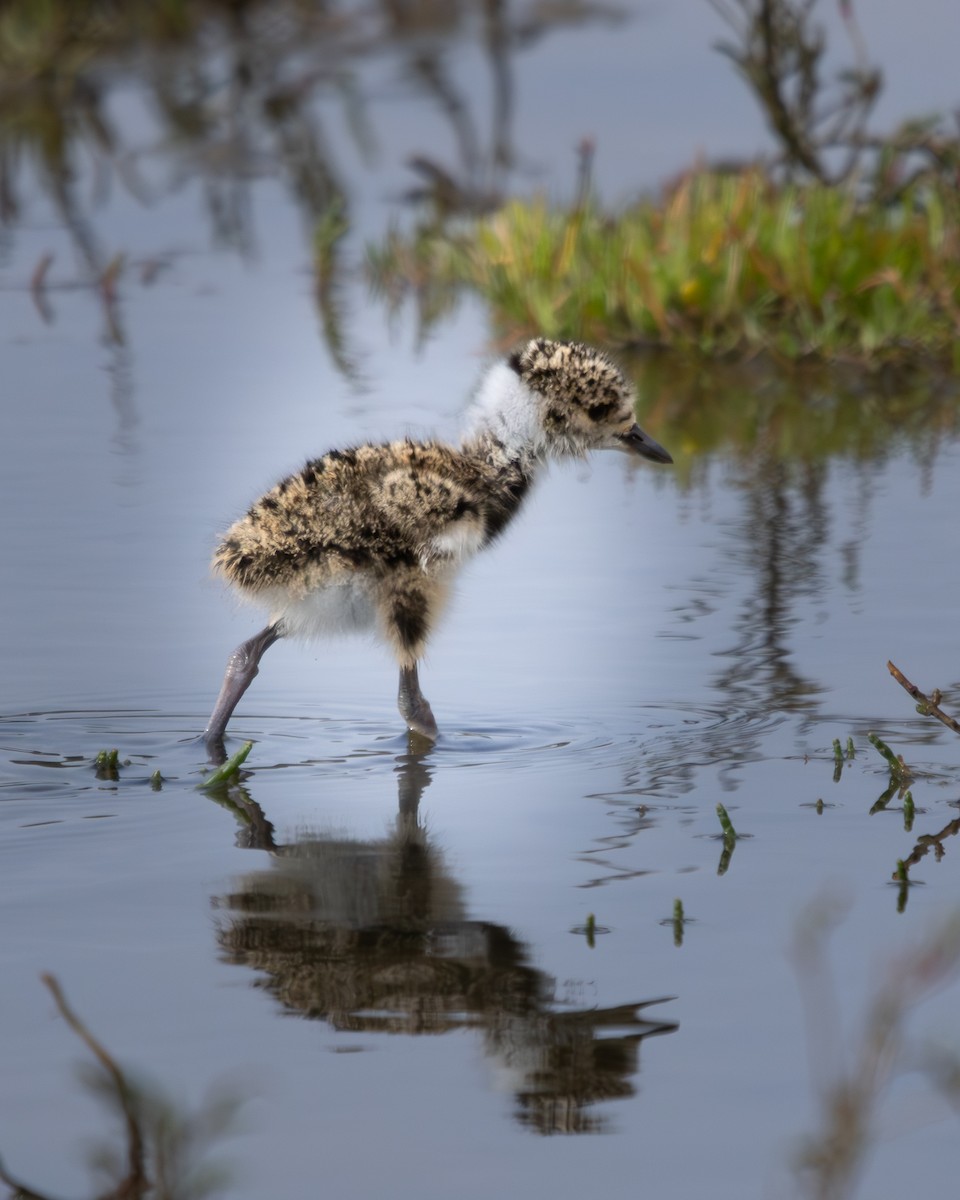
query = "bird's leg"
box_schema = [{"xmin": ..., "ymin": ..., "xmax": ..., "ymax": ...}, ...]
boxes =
[
  {"xmin": 204, "ymin": 622, "xmax": 283, "ymax": 754},
  {"xmin": 398, "ymin": 663, "xmax": 438, "ymax": 741}
]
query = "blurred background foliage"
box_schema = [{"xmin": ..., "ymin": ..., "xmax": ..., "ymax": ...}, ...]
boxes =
[{"xmin": 2, "ymin": 0, "xmax": 959, "ymax": 459}]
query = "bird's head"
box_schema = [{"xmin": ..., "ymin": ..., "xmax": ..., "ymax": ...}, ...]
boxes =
[{"xmin": 507, "ymin": 338, "xmax": 673, "ymax": 464}]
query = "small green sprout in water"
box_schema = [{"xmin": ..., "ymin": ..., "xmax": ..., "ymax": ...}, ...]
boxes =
[
  {"xmin": 846, "ymin": 737, "xmax": 856, "ymax": 759},
  {"xmin": 893, "ymin": 859, "xmax": 911, "ymax": 913},
  {"xmin": 673, "ymin": 899, "xmax": 685, "ymax": 948},
  {"xmin": 868, "ymin": 732, "xmax": 909, "ymax": 779},
  {"xmin": 831, "ymin": 739, "xmax": 844, "ymax": 783},
  {"xmin": 150, "ymin": 770, "xmax": 163, "ymax": 791},
  {"xmin": 715, "ymin": 804, "xmax": 740, "ymax": 876},
  {"xmin": 585, "ymin": 913, "xmax": 596, "ymax": 949},
  {"xmin": 716, "ymin": 802, "xmax": 738, "ymax": 840},
  {"xmin": 199, "ymin": 742, "xmax": 253, "ymax": 789},
  {"xmin": 902, "ymin": 791, "xmax": 915, "ymax": 832},
  {"xmin": 94, "ymin": 749, "xmax": 121, "ymax": 780}
]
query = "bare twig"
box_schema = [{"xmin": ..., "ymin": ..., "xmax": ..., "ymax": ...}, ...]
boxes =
[
  {"xmin": 0, "ymin": 1155, "xmax": 55, "ymax": 1200},
  {"xmin": 887, "ymin": 661, "xmax": 960, "ymax": 736},
  {"xmin": 0, "ymin": 976, "xmax": 150, "ymax": 1200},
  {"xmin": 40, "ymin": 974, "xmax": 149, "ymax": 1200}
]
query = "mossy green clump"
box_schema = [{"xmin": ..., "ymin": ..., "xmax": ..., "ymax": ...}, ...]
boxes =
[
  {"xmin": 94, "ymin": 748, "xmax": 121, "ymax": 780},
  {"xmin": 368, "ymin": 170, "xmax": 960, "ymax": 368}
]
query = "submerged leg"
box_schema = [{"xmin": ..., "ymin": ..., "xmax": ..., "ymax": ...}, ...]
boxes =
[
  {"xmin": 398, "ymin": 663, "xmax": 438, "ymax": 741},
  {"xmin": 204, "ymin": 622, "xmax": 283, "ymax": 750}
]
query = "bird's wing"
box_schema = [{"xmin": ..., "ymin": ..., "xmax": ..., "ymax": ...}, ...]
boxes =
[{"xmin": 373, "ymin": 447, "xmax": 488, "ymax": 563}]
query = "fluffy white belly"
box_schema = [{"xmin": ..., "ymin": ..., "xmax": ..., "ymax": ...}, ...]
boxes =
[
  {"xmin": 430, "ymin": 522, "xmax": 485, "ymax": 562},
  {"xmin": 260, "ymin": 579, "xmax": 378, "ymax": 640}
]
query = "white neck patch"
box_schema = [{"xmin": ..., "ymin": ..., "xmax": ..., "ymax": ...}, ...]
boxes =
[{"xmin": 463, "ymin": 362, "xmax": 545, "ymax": 453}]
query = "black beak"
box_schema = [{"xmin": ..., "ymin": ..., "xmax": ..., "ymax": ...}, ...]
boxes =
[{"xmin": 617, "ymin": 423, "xmax": 673, "ymax": 464}]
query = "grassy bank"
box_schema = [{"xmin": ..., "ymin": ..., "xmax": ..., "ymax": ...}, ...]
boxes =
[{"xmin": 368, "ymin": 170, "xmax": 960, "ymax": 368}]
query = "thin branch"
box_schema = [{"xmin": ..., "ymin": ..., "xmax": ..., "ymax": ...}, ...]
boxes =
[
  {"xmin": 39, "ymin": 974, "xmax": 149, "ymax": 1200},
  {"xmin": 0, "ymin": 1155, "xmax": 57, "ymax": 1200},
  {"xmin": 887, "ymin": 661, "xmax": 960, "ymax": 736}
]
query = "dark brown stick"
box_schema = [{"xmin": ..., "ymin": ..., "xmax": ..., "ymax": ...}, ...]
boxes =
[
  {"xmin": 40, "ymin": 974, "xmax": 149, "ymax": 1200},
  {"xmin": 0, "ymin": 1156, "xmax": 57, "ymax": 1200},
  {"xmin": 887, "ymin": 660, "xmax": 960, "ymax": 735}
]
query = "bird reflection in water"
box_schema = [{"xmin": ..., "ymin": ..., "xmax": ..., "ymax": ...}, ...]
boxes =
[{"xmin": 211, "ymin": 741, "xmax": 677, "ymax": 1135}]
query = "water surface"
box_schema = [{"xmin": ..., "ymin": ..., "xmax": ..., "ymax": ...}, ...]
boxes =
[{"xmin": 2, "ymin": 6, "xmax": 960, "ymax": 1199}]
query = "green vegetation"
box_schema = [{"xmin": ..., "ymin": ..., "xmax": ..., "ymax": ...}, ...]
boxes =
[
  {"xmin": 94, "ymin": 748, "xmax": 121, "ymax": 780},
  {"xmin": 368, "ymin": 1, "xmax": 960, "ymax": 370},
  {"xmin": 794, "ymin": 904, "xmax": 960, "ymax": 1190},
  {"xmin": 867, "ymin": 731, "xmax": 911, "ymax": 814},
  {"xmin": 832, "ymin": 738, "xmax": 844, "ymax": 782},
  {"xmin": 368, "ymin": 171, "xmax": 960, "ymax": 366},
  {"xmin": 867, "ymin": 732, "xmax": 908, "ymax": 780},
  {"xmin": 716, "ymin": 802, "xmax": 739, "ymax": 840},
  {"xmin": 199, "ymin": 741, "xmax": 253, "ymax": 789},
  {"xmin": 672, "ymin": 899, "xmax": 685, "ymax": 948},
  {"xmin": 831, "ymin": 736, "xmax": 856, "ymax": 783},
  {"xmin": 716, "ymin": 802, "xmax": 741, "ymax": 876},
  {"xmin": 902, "ymin": 791, "xmax": 915, "ymax": 833}
]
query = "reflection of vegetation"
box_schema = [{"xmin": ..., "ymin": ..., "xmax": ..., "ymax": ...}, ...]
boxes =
[
  {"xmin": 628, "ymin": 354, "xmax": 960, "ymax": 488},
  {"xmin": 621, "ymin": 361, "xmax": 958, "ymax": 760},
  {"xmin": 0, "ymin": 0, "xmax": 618, "ymax": 367},
  {"xmin": 209, "ymin": 745, "xmax": 677, "ymax": 1135},
  {"xmin": 0, "ymin": 975, "xmax": 241, "ymax": 1200},
  {"xmin": 900, "ymin": 813, "xmax": 960, "ymax": 875},
  {"xmin": 711, "ymin": 1, "xmax": 960, "ymax": 197},
  {"xmin": 793, "ymin": 901, "xmax": 960, "ymax": 1200},
  {"xmin": 368, "ymin": 170, "xmax": 960, "ymax": 364}
]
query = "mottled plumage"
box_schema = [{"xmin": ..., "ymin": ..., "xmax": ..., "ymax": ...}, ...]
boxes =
[{"xmin": 203, "ymin": 338, "xmax": 672, "ymax": 752}]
